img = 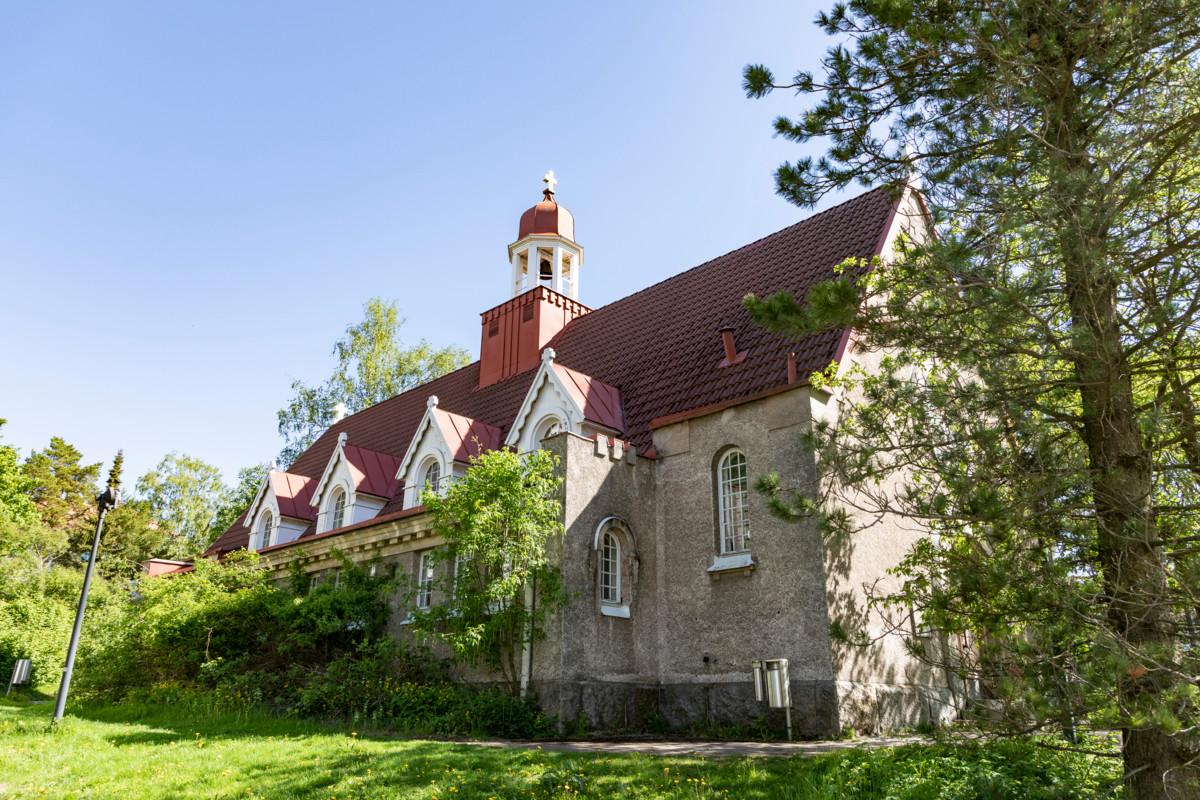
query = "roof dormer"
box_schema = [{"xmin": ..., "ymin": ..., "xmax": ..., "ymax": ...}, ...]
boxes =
[
  {"xmin": 242, "ymin": 470, "xmax": 315, "ymax": 550},
  {"xmin": 309, "ymin": 432, "xmax": 402, "ymax": 533},
  {"xmin": 506, "ymin": 348, "xmax": 624, "ymax": 452},
  {"xmin": 396, "ymin": 395, "xmax": 504, "ymax": 508}
]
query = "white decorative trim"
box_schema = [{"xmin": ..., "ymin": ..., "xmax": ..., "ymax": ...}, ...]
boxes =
[
  {"xmin": 504, "ymin": 355, "xmax": 582, "ymax": 449},
  {"xmin": 310, "ymin": 433, "xmax": 354, "ymax": 509},
  {"xmin": 242, "ymin": 470, "xmax": 274, "ymax": 528},
  {"xmin": 591, "ymin": 515, "xmax": 633, "ymax": 550},
  {"xmin": 396, "ymin": 399, "xmax": 450, "ymax": 480}
]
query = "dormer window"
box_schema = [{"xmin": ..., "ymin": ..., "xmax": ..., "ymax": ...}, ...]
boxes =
[
  {"xmin": 422, "ymin": 459, "xmax": 441, "ymax": 494},
  {"xmin": 328, "ymin": 486, "xmax": 347, "ymax": 531},
  {"xmin": 534, "ymin": 415, "xmax": 563, "ymax": 447},
  {"xmin": 257, "ymin": 510, "xmax": 274, "ymax": 550}
]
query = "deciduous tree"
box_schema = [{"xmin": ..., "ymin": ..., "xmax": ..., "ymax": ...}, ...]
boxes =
[
  {"xmin": 136, "ymin": 453, "xmax": 226, "ymax": 558},
  {"xmin": 411, "ymin": 449, "xmax": 564, "ymax": 696},
  {"xmin": 276, "ymin": 298, "xmax": 469, "ymax": 467}
]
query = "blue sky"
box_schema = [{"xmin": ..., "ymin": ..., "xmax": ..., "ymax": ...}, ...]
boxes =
[{"xmin": 0, "ymin": 1, "xmax": 840, "ymax": 485}]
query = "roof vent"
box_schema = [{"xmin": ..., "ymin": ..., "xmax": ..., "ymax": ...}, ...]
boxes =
[
  {"xmin": 787, "ymin": 352, "xmax": 797, "ymax": 384},
  {"xmin": 718, "ymin": 327, "xmax": 747, "ymax": 368}
]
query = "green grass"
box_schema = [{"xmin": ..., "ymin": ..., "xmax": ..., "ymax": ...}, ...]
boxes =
[{"xmin": 0, "ymin": 697, "xmax": 1121, "ymax": 800}]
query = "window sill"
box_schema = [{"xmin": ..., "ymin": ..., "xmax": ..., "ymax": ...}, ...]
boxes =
[
  {"xmin": 600, "ymin": 603, "xmax": 630, "ymax": 619},
  {"xmin": 707, "ymin": 551, "xmax": 755, "ymax": 577}
]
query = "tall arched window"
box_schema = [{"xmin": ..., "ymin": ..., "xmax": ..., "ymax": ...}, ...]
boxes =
[
  {"xmin": 423, "ymin": 460, "xmax": 441, "ymax": 492},
  {"xmin": 716, "ymin": 449, "xmax": 749, "ymax": 553},
  {"xmin": 257, "ymin": 510, "xmax": 274, "ymax": 550},
  {"xmin": 600, "ymin": 530, "xmax": 621, "ymax": 605},
  {"xmin": 328, "ymin": 486, "xmax": 347, "ymax": 531}
]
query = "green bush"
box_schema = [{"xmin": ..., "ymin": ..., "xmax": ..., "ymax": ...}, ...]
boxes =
[
  {"xmin": 821, "ymin": 738, "xmax": 1122, "ymax": 800},
  {"xmin": 0, "ymin": 556, "xmax": 121, "ymax": 688},
  {"xmin": 66, "ymin": 552, "xmax": 555, "ymax": 739}
]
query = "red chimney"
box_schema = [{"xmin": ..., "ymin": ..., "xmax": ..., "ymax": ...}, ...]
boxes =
[
  {"xmin": 718, "ymin": 327, "xmax": 747, "ymax": 368},
  {"xmin": 478, "ymin": 287, "xmax": 589, "ymax": 388}
]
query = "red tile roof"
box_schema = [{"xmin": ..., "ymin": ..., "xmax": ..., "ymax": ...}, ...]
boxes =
[{"xmin": 204, "ymin": 186, "xmax": 900, "ymax": 556}]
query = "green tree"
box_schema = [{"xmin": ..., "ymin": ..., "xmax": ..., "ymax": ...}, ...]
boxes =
[
  {"xmin": 0, "ymin": 419, "xmax": 37, "ymax": 528},
  {"xmin": 136, "ymin": 453, "xmax": 226, "ymax": 558},
  {"xmin": 411, "ymin": 449, "xmax": 565, "ymax": 696},
  {"xmin": 97, "ymin": 499, "xmax": 170, "ymax": 579},
  {"xmin": 210, "ymin": 463, "xmax": 269, "ymax": 539},
  {"xmin": 744, "ymin": 3, "xmax": 1199, "ymax": 796},
  {"xmin": 276, "ymin": 298, "xmax": 469, "ymax": 467},
  {"xmin": 22, "ymin": 436, "xmax": 100, "ymax": 558}
]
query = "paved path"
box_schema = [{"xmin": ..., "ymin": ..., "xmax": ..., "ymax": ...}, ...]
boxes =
[{"xmin": 464, "ymin": 735, "xmax": 922, "ymax": 758}]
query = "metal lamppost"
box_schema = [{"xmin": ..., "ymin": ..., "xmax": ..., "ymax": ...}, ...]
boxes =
[{"xmin": 53, "ymin": 452, "xmax": 122, "ymax": 722}]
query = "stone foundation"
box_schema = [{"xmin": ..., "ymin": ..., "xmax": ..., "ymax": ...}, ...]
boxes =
[{"xmin": 533, "ymin": 679, "xmax": 841, "ymax": 737}]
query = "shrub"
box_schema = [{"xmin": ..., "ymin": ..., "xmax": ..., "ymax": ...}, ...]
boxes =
[{"xmin": 68, "ymin": 552, "xmax": 555, "ymax": 739}]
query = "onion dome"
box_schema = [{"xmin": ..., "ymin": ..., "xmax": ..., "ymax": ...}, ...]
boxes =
[{"xmin": 518, "ymin": 170, "xmax": 575, "ymax": 241}]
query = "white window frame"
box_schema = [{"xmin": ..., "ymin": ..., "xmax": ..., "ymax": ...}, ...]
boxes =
[
  {"xmin": 327, "ymin": 485, "xmax": 347, "ymax": 531},
  {"xmin": 416, "ymin": 552, "xmax": 434, "ymax": 610},
  {"xmin": 717, "ymin": 448, "xmax": 750, "ymax": 554},
  {"xmin": 534, "ymin": 415, "xmax": 563, "ymax": 445},
  {"xmin": 256, "ymin": 510, "xmax": 274, "ymax": 550},
  {"xmin": 600, "ymin": 530, "xmax": 621, "ymax": 605}
]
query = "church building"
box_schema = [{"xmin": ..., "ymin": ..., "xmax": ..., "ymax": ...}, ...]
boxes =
[{"xmin": 204, "ymin": 175, "xmax": 961, "ymax": 735}]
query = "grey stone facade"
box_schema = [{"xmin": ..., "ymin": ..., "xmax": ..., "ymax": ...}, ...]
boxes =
[{"xmin": 521, "ymin": 385, "xmax": 960, "ymax": 735}]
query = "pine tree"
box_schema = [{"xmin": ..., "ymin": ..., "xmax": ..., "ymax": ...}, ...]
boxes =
[{"xmin": 744, "ymin": 2, "xmax": 1200, "ymax": 796}]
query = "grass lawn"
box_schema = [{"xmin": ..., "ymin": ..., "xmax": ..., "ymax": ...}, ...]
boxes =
[{"xmin": 0, "ymin": 697, "xmax": 1121, "ymax": 800}]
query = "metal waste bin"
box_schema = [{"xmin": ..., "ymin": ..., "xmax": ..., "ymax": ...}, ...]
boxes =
[{"xmin": 751, "ymin": 658, "xmax": 792, "ymax": 739}]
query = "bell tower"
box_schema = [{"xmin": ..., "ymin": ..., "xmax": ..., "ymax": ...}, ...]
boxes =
[
  {"xmin": 507, "ymin": 171, "xmax": 584, "ymax": 299},
  {"xmin": 478, "ymin": 172, "xmax": 590, "ymax": 389}
]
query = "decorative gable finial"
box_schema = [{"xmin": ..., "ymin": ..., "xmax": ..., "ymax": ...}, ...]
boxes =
[
  {"xmin": 542, "ymin": 347, "xmax": 556, "ymax": 365},
  {"xmin": 269, "ymin": 459, "xmax": 278, "ymax": 471},
  {"xmin": 337, "ymin": 431, "xmax": 348, "ymax": 447},
  {"xmin": 542, "ymin": 169, "xmax": 557, "ymax": 199},
  {"xmin": 427, "ymin": 395, "xmax": 440, "ymax": 409}
]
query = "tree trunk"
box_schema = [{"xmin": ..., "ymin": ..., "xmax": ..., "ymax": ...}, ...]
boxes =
[
  {"xmin": 1048, "ymin": 78, "xmax": 1191, "ymax": 800},
  {"xmin": 1057, "ymin": 176, "xmax": 1189, "ymax": 800}
]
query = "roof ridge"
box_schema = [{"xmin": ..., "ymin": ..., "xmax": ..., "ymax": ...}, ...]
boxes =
[{"xmin": 560, "ymin": 185, "xmax": 895, "ymax": 325}]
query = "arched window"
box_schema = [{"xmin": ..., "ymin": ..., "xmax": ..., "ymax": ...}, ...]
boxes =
[
  {"xmin": 328, "ymin": 486, "xmax": 347, "ymax": 531},
  {"xmin": 600, "ymin": 529, "xmax": 620, "ymax": 605},
  {"xmin": 534, "ymin": 416, "xmax": 562, "ymax": 446},
  {"xmin": 594, "ymin": 518, "xmax": 633, "ymax": 617},
  {"xmin": 423, "ymin": 460, "xmax": 441, "ymax": 492},
  {"xmin": 716, "ymin": 449, "xmax": 749, "ymax": 553},
  {"xmin": 416, "ymin": 552, "xmax": 434, "ymax": 610},
  {"xmin": 257, "ymin": 510, "xmax": 273, "ymax": 550}
]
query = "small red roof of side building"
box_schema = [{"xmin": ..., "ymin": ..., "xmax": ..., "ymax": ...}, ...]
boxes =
[{"xmin": 203, "ymin": 186, "xmax": 901, "ymax": 557}]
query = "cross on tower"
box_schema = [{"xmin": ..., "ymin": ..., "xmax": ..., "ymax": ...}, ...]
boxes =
[{"xmin": 542, "ymin": 170, "xmax": 557, "ymax": 196}]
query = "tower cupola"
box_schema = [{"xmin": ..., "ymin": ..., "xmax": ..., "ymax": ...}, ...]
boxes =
[
  {"xmin": 507, "ymin": 171, "xmax": 584, "ymax": 299},
  {"xmin": 479, "ymin": 171, "xmax": 590, "ymax": 389}
]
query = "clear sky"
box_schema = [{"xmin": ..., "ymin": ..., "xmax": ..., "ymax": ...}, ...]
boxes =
[{"xmin": 0, "ymin": 1, "xmax": 841, "ymax": 485}]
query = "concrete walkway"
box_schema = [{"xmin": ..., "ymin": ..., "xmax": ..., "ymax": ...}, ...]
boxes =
[{"xmin": 465, "ymin": 735, "xmax": 922, "ymax": 758}]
